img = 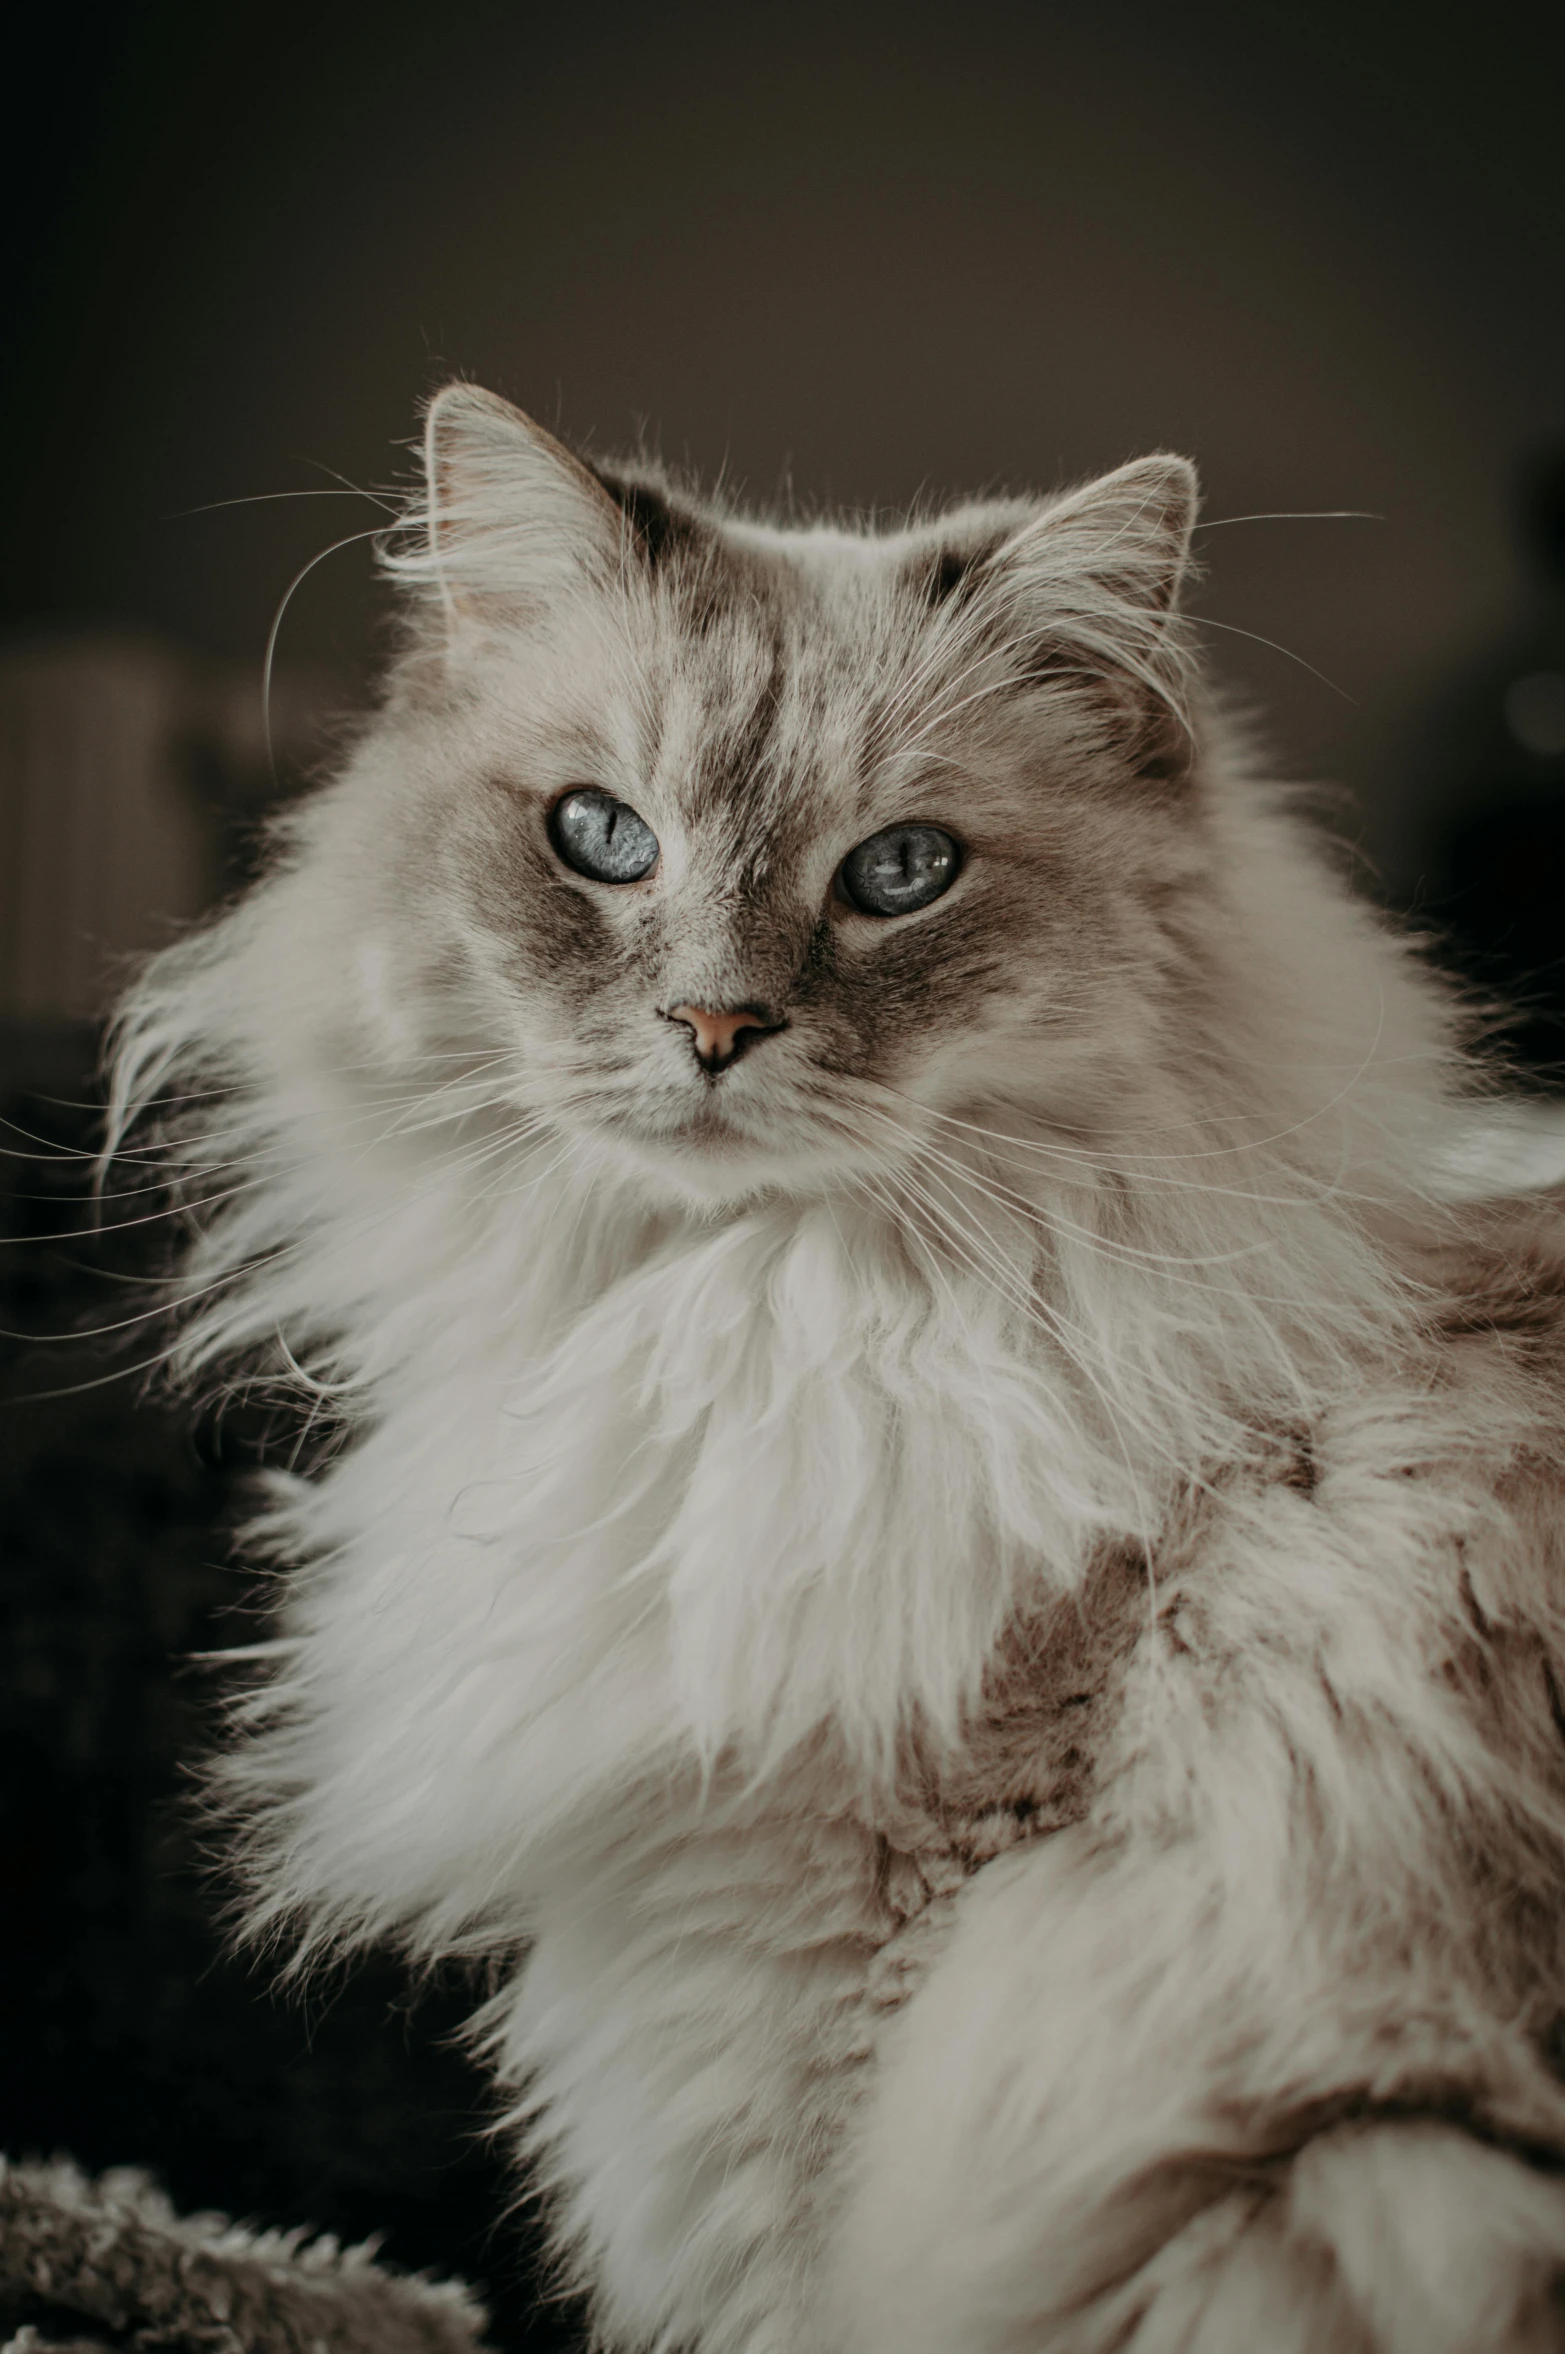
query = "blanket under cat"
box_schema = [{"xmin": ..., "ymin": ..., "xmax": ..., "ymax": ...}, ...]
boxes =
[{"xmin": 105, "ymin": 384, "xmax": 1565, "ymax": 2351}]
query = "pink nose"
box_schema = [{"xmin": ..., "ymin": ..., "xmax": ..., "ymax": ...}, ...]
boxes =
[{"xmin": 665, "ymin": 1003, "xmax": 778, "ymax": 1072}]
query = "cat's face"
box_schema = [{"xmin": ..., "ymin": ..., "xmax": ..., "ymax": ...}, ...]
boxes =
[{"xmin": 351, "ymin": 389, "xmax": 1205, "ymax": 1204}]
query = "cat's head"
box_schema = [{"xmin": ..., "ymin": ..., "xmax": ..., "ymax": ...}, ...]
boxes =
[{"xmin": 324, "ymin": 383, "xmax": 1208, "ymax": 1204}]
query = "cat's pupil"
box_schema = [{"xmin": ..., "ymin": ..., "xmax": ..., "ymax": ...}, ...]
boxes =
[
  {"xmin": 839, "ymin": 824, "xmax": 960, "ymax": 917},
  {"xmin": 549, "ymin": 789, "xmax": 660, "ymax": 884}
]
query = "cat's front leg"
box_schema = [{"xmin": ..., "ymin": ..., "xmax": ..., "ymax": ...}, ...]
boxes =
[{"xmin": 819, "ymin": 1593, "xmax": 1565, "ymax": 2353}]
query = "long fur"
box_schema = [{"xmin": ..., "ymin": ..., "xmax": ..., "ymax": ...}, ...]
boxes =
[{"xmin": 106, "ymin": 385, "xmax": 1565, "ymax": 2351}]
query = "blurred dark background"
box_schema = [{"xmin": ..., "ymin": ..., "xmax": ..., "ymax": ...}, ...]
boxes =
[{"xmin": 2, "ymin": 0, "xmax": 1563, "ymax": 2342}]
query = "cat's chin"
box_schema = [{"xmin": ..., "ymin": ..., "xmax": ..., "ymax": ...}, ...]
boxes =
[
  {"xmin": 578, "ymin": 1113, "xmax": 842, "ymax": 1211},
  {"xmin": 605, "ymin": 1132, "xmax": 805, "ymax": 1209}
]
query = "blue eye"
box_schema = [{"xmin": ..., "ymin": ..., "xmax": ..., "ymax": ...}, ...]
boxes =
[
  {"xmin": 549, "ymin": 789, "xmax": 660, "ymax": 884},
  {"xmin": 838, "ymin": 824, "xmax": 961, "ymax": 917}
]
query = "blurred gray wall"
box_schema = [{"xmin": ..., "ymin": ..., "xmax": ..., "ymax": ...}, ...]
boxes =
[
  {"xmin": 5, "ymin": 0, "xmax": 1563, "ymax": 993},
  {"xmin": 0, "ymin": 642, "xmax": 336, "ymax": 1021}
]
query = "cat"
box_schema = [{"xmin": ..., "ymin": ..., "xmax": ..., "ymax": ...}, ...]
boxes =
[{"xmin": 107, "ymin": 381, "xmax": 1565, "ymax": 2352}]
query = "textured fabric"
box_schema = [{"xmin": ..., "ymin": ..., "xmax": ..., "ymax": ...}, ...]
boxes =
[{"xmin": 0, "ymin": 2157, "xmax": 492, "ymax": 2354}]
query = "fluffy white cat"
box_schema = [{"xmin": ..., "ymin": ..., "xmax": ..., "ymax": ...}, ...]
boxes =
[{"xmin": 110, "ymin": 385, "xmax": 1565, "ymax": 2351}]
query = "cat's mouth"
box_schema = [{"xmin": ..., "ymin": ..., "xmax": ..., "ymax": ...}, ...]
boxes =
[
  {"xmin": 579, "ymin": 1082, "xmax": 754, "ymax": 1154},
  {"xmin": 644, "ymin": 1094, "xmax": 758, "ymax": 1153},
  {"xmin": 573, "ymin": 1073, "xmax": 834, "ymax": 1200}
]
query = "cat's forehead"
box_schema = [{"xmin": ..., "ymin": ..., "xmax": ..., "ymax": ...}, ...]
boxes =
[{"xmin": 626, "ymin": 508, "xmax": 998, "ymax": 829}]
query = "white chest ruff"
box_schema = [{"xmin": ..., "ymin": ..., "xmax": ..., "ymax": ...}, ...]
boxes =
[{"xmin": 246, "ymin": 1207, "xmax": 1142, "ymax": 2346}]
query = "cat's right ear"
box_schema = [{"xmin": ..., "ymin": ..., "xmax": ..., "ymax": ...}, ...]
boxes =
[{"xmin": 411, "ymin": 383, "xmax": 624, "ymax": 631}]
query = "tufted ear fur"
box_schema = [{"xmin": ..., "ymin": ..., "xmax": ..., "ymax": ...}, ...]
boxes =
[
  {"xmin": 405, "ymin": 382, "xmax": 626, "ymax": 628},
  {"xmin": 1002, "ymin": 455, "xmax": 1198, "ymax": 615},
  {"xmin": 981, "ymin": 455, "xmax": 1200, "ymax": 784}
]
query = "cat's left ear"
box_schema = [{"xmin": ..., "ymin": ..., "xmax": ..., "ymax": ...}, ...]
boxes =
[
  {"xmin": 978, "ymin": 455, "xmax": 1200, "ymax": 783},
  {"xmin": 410, "ymin": 382, "xmax": 625, "ymax": 628},
  {"xmin": 997, "ymin": 455, "xmax": 1198, "ymax": 618}
]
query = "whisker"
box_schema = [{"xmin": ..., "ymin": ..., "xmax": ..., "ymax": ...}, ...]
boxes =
[
  {"xmin": 1194, "ymin": 510, "xmax": 1383, "ymax": 531},
  {"xmin": 1191, "ymin": 614, "xmax": 1355, "ymax": 704},
  {"xmin": 169, "ymin": 487, "xmax": 401, "ymax": 520},
  {"xmin": 4, "ymin": 1347, "xmax": 202, "ymax": 1407},
  {"xmin": 0, "ymin": 1182, "xmax": 255, "ymax": 1248},
  {"xmin": 261, "ymin": 523, "xmax": 398, "ymax": 781},
  {"xmin": 888, "ymin": 1090, "xmax": 1385, "ymax": 1222},
  {"xmin": 859, "ymin": 1037, "xmax": 1403, "ymax": 1178},
  {"xmin": 5, "ymin": 1092, "xmax": 562, "ymax": 1357},
  {"xmin": 855, "ymin": 1101, "xmax": 1279, "ymax": 1277}
]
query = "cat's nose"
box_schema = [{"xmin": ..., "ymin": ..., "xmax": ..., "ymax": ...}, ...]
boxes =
[{"xmin": 663, "ymin": 1003, "xmax": 783, "ymax": 1073}]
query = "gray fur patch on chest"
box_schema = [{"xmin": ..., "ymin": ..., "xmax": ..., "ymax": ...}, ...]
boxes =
[{"xmin": 861, "ymin": 1543, "xmax": 1151, "ymax": 2018}]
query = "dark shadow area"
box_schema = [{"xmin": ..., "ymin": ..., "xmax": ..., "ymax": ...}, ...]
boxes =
[
  {"xmin": 0, "ymin": 1043, "xmax": 584, "ymax": 2351},
  {"xmin": 1417, "ymin": 450, "xmax": 1565, "ymax": 1078}
]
